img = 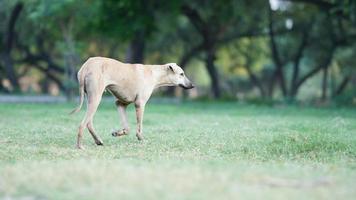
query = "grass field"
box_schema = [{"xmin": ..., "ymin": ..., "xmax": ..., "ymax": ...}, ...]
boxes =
[{"xmin": 0, "ymin": 101, "xmax": 355, "ymax": 199}]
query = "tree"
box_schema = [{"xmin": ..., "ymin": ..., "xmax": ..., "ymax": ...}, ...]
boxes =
[
  {"xmin": 25, "ymin": 0, "xmax": 98, "ymax": 98},
  {"xmin": 0, "ymin": 2, "xmax": 23, "ymax": 91},
  {"xmin": 95, "ymin": 0, "xmax": 180, "ymax": 63},
  {"xmin": 266, "ymin": 0, "xmax": 344, "ymax": 100},
  {"xmin": 223, "ymin": 38, "xmax": 270, "ymax": 98},
  {"xmin": 282, "ymin": 0, "xmax": 356, "ymax": 101},
  {"xmin": 180, "ymin": 0, "xmax": 268, "ymax": 98}
]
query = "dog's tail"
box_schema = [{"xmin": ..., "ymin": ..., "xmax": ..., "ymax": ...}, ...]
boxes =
[{"xmin": 69, "ymin": 70, "xmax": 85, "ymax": 115}]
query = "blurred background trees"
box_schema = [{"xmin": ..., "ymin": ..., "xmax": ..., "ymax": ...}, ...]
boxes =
[{"xmin": 0, "ymin": 0, "xmax": 355, "ymax": 104}]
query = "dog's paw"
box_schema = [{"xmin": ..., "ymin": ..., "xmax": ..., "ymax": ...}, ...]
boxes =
[
  {"xmin": 136, "ymin": 134, "xmax": 143, "ymax": 141},
  {"xmin": 95, "ymin": 139, "xmax": 104, "ymax": 146},
  {"xmin": 112, "ymin": 129, "xmax": 128, "ymax": 137}
]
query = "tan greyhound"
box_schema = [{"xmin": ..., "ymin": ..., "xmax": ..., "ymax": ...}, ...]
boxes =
[{"xmin": 70, "ymin": 57, "xmax": 194, "ymax": 149}]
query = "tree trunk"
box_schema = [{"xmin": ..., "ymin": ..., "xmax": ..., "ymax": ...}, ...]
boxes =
[
  {"xmin": 126, "ymin": 31, "xmax": 145, "ymax": 63},
  {"xmin": 1, "ymin": 54, "xmax": 19, "ymax": 90},
  {"xmin": 267, "ymin": 70, "xmax": 277, "ymax": 99},
  {"xmin": 293, "ymin": 45, "xmax": 336, "ymax": 98},
  {"xmin": 0, "ymin": 66, "xmax": 10, "ymax": 93},
  {"xmin": 276, "ymin": 68, "xmax": 287, "ymax": 97},
  {"xmin": 332, "ymin": 75, "xmax": 350, "ymax": 97},
  {"xmin": 321, "ymin": 66, "xmax": 328, "ymax": 101},
  {"xmin": 205, "ymin": 50, "xmax": 221, "ymax": 98},
  {"xmin": 290, "ymin": 27, "xmax": 310, "ymax": 99},
  {"xmin": 268, "ymin": 3, "xmax": 287, "ymax": 98},
  {"xmin": 60, "ymin": 20, "xmax": 79, "ymax": 101},
  {"xmin": 0, "ymin": 2, "xmax": 23, "ymax": 90},
  {"xmin": 41, "ymin": 79, "xmax": 50, "ymax": 94},
  {"xmin": 245, "ymin": 60, "xmax": 266, "ymax": 98}
]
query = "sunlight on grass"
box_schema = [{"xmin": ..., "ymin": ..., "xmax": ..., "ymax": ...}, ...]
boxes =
[{"xmin": 0, "ymin": 102, "xmax": 355, "ymax": 199}]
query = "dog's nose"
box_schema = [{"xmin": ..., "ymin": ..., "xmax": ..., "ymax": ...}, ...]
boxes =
[
  {"xmin": 179, "ymin": 83, "xmax": 195, "ymax": 89},
  {"xmin": 186, "ymin": 83, "xmax": 194, "ymax": 89}
]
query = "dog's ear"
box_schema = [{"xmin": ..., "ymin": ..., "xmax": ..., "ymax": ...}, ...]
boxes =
[{"xmin": 167, "ymin": 65, "xmax": 174, "ymax": 72}]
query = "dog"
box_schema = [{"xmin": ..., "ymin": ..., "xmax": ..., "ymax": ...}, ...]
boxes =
[{"xmin": 70, "ymin": 57, "xmax": 194, "ymax": 149}]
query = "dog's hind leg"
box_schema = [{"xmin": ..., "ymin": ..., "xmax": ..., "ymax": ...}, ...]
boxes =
[
  {"xmin": 77, "ymin": 122, "xmax": 86, "ymax": 149},
  {"xmin": 76, "ymin": 77, "xmax": 105, "ymax": 149},
  {"xmin": 87, "ymin": 120, "xmax": 103, "ymax": 145},
  {"xmin": 112, "ymin": 101, "xmax": 130, "ymax": 137}
]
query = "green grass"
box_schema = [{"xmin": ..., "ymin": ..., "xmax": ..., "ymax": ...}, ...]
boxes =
[{"xmin": 0, "ymin": 101, "xmax": 355, "ymax": 199}]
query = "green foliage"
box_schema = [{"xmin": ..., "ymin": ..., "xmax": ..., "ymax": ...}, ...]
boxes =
[
  {"xmin": 218, "ymin": 38, "xmax": 270, "ymax": 77},
  {"xmin": 25, "ymin": 0, "xmax": 96, "ymax": 30},
  {"xmin": 95, "ymin": 0, "xmax": 181, "ymax": 40},
  {"xmin": 0, "ymin": 0, "xmax": 355, "ymax": 101}
]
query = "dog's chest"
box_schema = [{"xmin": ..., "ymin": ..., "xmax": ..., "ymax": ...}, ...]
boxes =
[{"xmin": 106, "ymin": 85, "xmax": 137, "ymax": 103}]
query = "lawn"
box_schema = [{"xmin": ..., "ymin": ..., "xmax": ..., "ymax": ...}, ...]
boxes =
[{"xmin": 0, "ymin": 101, "xmax": 355, "ymax": 199}]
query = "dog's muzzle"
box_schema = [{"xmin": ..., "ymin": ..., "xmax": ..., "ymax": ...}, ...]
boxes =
[{"xmin": 179, "ymin": 83, "xmax": 195, "ymax": 90}]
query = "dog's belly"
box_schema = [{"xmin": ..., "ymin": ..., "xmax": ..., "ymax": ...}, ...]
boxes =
[{"xmin": 106, "ymin": 85, "xmax": 136, "ymax": 104}]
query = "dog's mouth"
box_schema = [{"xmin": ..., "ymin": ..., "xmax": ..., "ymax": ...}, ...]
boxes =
[{"xmin": 179, "ymin": 84, "xmax": 195, "ymax": 90}]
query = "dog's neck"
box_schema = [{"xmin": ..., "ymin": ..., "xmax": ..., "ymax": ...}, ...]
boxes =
[{"xmin": 148, "ymin": 65, "xmax": 175, "ymax": 89}]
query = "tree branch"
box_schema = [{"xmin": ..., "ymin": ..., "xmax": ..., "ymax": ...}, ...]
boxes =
[
  {"xmin": 268, "ymin": 2, "xmax": 287, "ymax": 96},
  {"xmin": 181, "ymin": 4, "xmax": 208, "ymax": 37},
  {"xmin": 332, "ymin": 75, "xmax": 350, "ymax": 97},
  {"xmin": 16, "ymin": 42, "xmax": 65, "ymax": 74},
  {"xmin": 296, "ymin": 45, "xmax": 336, "ymax": 89},
  {"xmin": 291, "ymin": 22, "xmax": 313, "ymax": 94},
  {"xmin": 3, "ymin": 2, "xmax": 23, "ymax": 52},
  {"xmin": 179, "ymin": 44, "xmax": 204, "ymax": 68},
  {"xmin": 19, "ymin": 56, "xmax": 65, "ymax": 91},
  {"xmin": 245, "ymin": 58, "xmax": 266, "ymax": 97},
  {"xmin": 16, "ymin": 43, "xmax": 66, "ymax": 91},
  {"xmin": 32, "ymin": 64, "xmax": 65, "ymax": 91}
]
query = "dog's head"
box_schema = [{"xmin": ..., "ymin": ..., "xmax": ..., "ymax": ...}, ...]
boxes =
[{"xmin": 165, "ymin": 63, "xmax": 194, "ymax": 89}]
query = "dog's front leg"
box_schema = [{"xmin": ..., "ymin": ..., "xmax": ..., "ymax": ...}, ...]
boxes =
[
  {"xmin": 135, "ymin": 102, "xmax": 145, "ymax": 141},
  {"xmin": 112, "ymin": 101, "xmax": 130, "ymax": 137}
]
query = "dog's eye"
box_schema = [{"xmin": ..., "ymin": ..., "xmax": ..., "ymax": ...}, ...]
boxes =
[{"xmin": 180, "ymin": 73, "xmax": 184, "ymax": 76}]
